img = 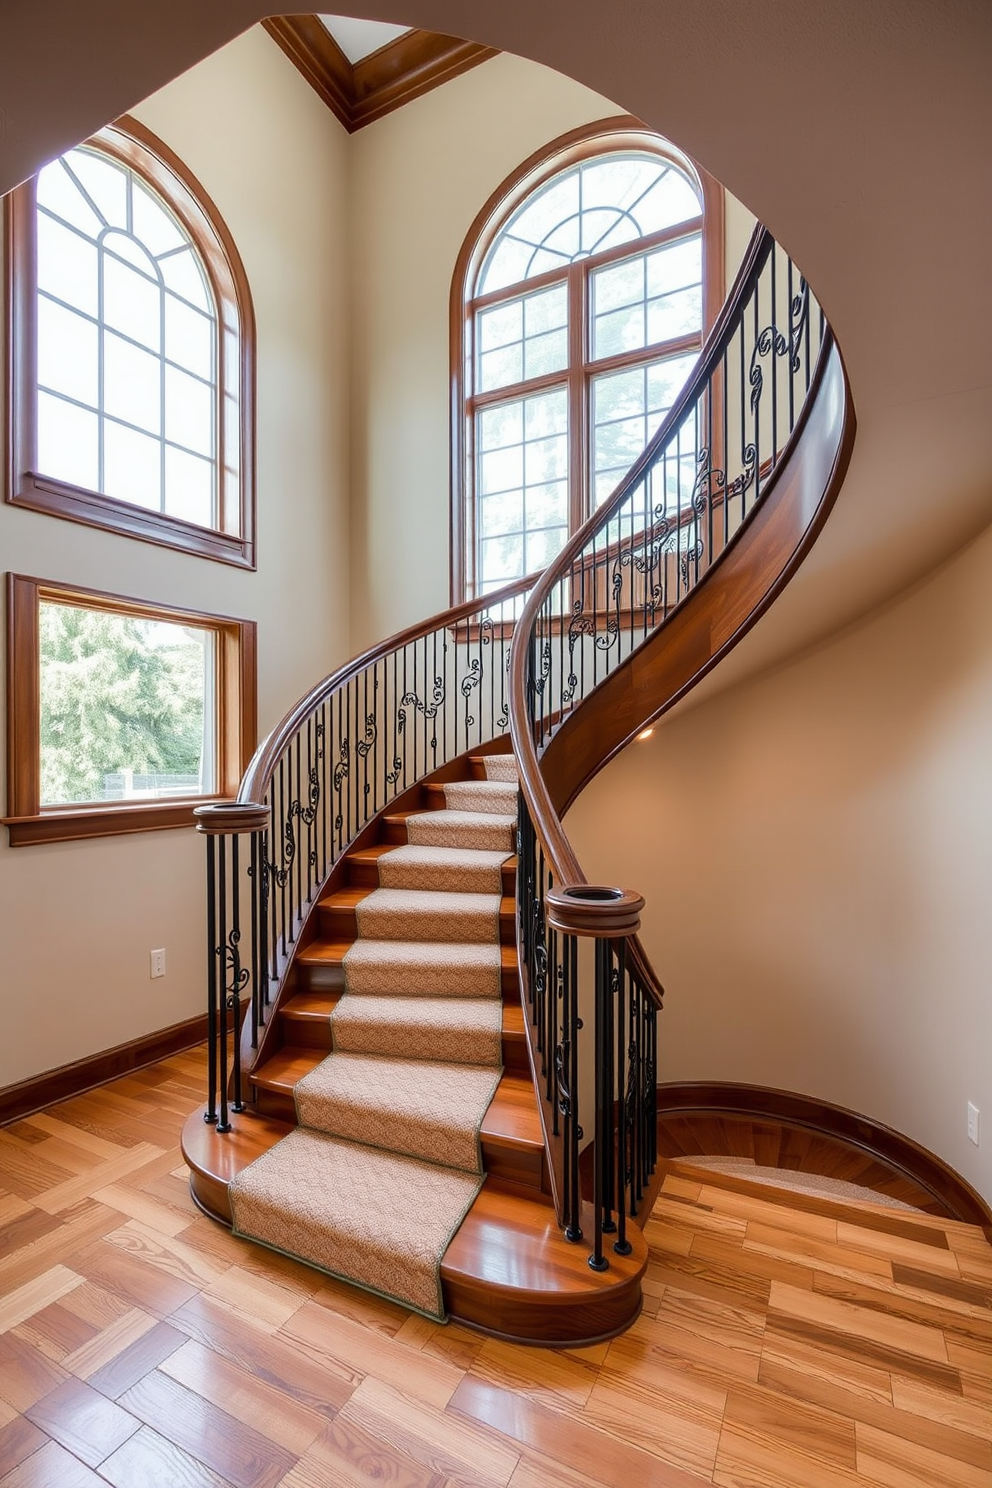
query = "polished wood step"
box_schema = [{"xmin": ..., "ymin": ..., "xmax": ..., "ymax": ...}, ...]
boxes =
[
  {"xmin": 347, "ymin": 842, "xmax": 517, "ymax": 892},
  {"xmin": 275, "ymin": 990, "xmax": 528, "ymax": 1071},
  {"xmin": 295, "ymin": 938, "xmax": 520, "ymax": 997},
  {"xmin": 421, "ymin": 781, "xmax": 518, "ymax": 811},
  {"xmin": 182, "ymin": 1106, "xmax": 643, "ymax": 1345},
  {"xmin": 250, "ymin": 1052, "xmax": 544, "ymax": 1188},
  {"xmin": 317, "ymin": 887, "xmax": 516, "ymax": 945},
  {"xmin": 468, "ymin": 753, "xmax": 517, "ymax": 780}
]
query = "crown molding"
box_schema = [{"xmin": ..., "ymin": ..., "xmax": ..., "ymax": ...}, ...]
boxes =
[{"xmin": 263, "ymin": 16, "xmax": 497, "ymax": 133}]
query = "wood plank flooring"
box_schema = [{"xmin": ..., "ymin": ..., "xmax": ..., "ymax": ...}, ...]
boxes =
[{"xmin": 2, "ymin": 1046, "xmax": 991, "ymax": 1487}]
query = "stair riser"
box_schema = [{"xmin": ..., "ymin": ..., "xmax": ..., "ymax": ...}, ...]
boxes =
[
  {"xmin": 272, "ymin": 1016, "xmax": 528, "ymax": 1069},
  {"xmin": 298, "ymin": 962, "xmax": 520, "ymax": 999}
]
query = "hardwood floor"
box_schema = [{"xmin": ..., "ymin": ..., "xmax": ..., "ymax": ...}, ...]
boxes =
[{"xmin": 2, "ymin": 1047, "xmax": 991, "ymax": 1487}]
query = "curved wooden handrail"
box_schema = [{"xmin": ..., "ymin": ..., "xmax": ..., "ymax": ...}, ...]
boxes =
[
  {"xmin": 239, "ymin": 570, "xmax": 538, "ymax": 806},
  {"xmin": 511, "ymin": 224, "xmax": 854, "ymax": 1011}
]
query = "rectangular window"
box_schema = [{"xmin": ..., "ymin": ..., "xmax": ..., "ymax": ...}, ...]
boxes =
[{"xmin": 5, "ymin": 575, "xmax": 256, "ymax": 845}]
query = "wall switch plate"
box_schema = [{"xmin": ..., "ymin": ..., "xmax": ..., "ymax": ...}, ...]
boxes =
[
  {"xmin": 150, "ymin": 948, "xmax": 166, "ymax": 979},
  {"xmin": 967, "ymin": 1101, "xmax": 980, "ymax": 1146}
]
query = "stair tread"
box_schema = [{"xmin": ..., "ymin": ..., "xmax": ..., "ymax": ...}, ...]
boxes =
[
  {"xmin": 298, "ymin": 939, "xmax": 518, "ymax": 971},
  {"xmin": 252, "ymin": 1051, "xmax": 540, "ymax": 1150},
  {"xmin": 281, "ymin": 991, "xmax": 524, "ymax": 1039}
]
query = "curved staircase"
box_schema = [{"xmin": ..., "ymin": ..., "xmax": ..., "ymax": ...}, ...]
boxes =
[
  {"xmin": 183, "ymin": 224, "xmax": 854, "ymax": 1345},
  {"xmin": 184, "ymin": 747, "xmax": 646, "ymax": 1342}
]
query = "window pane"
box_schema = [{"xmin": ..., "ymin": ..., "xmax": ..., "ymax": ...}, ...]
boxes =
[
  {"xmin": 104, "ymin": 332, "xmax": 161, "ymax": 435},
  {"xmin": 37, "ymin": 299, "xmax": 98, "ymax": 407},
  {"xmin": 479, "ymin": 343, "xmax": 523, "ymax": 394},
  {"xmin": 131, "ymin": 179, "xmax": 185, "ymax": 257},
  {"xmin": 524, "ymin": 286, "xmax": 567, "ymax": 337},
  {"xmin": 165, "ymin": 446, "xmax": 214, "ymax": 527},
  {"xmin": 480, "ymin": 491, "xmax": 523, "ymax": 537},
  {"xmin": 594, "ymin": 302, "xmax": 646, "ymax": 359},
  {"xmin": 161, "ymin": 249, "xmax": 211, "ymax": 311},
  {"xmin": 527, "ymin": 480, "xmax": 568, "ymax": 528},
  {"xmin": 647, "ymin": 237, "xmax": 701, "ymax": 297},
  {"xmin": 524, "ymin": 328, "xmax": 568, "ymax": 380},
  {"xmin": 633, "ymin": 170, "xmax": 700, "ymax": 235},
  {"xmin": 479, "ymin": 402, "xmax": 522, "ymax": 451},
  {"xmin": 592, "ymin": 354, "xmax": 698, "ymax": 506},
  {"xmin": 37, "ymin": 162, "xmax": 102, "ymax": 239},
  {"xmin": 647, "ymin": 285, "xmax": 702, "ymax": 344},
  {"xmin": 63, "ymin": 149, "xmax": 127, "ymax": 229},
  {"xmin": 104, "ymin": 421, "xmax": 162, "ymax": 510},
  {"xmin": 480, "ymin": 534, "xmax": 524, "ymax": 584},
  {"xmin": 480, "ymin": 444, "xmax": 523, "ymax": 496},
  {"xmin": 37, "ymin": 213, "xmax": 98, "ymax": 316},
  {"xmin": 166, "ymin": 295, "xmax": 213, "ymax": 378},
  {"xmin": 38, "ymin": 392, "xmax": 98, "ymax": 489},
  {"xmin": 479, "ymin": 300, "xmax": 522, "ymax": 352},
  {"xmin": 165, "ymin": 365, "xmax": 213, "ymax": 456},
  {"xmin": 103, "ymin": 246, "xmax": 161, "ymax": 351},
  {"xmin": 39, "ymin": 602, "xmax": 213, "ymax": 805},
  {"xmin": 593, "ymin": 255, "xmax": 645, "ymax": 313}
]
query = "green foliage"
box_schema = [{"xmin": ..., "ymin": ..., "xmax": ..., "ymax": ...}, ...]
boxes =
[{"xmin": 40, "ymin": 603, "xmax": 208, "ymax": 805}]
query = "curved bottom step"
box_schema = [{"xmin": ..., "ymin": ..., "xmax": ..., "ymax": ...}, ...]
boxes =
[{"xmin": 182, "ymin": 1106, "xmax": 646, "ymax": 1346}]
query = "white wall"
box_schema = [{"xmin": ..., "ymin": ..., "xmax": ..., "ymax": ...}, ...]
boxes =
[
  {"xmin": 347, "ymin": 51, "xmax": 754, "ymax": 649},
  {"xmin": 565, "ymin": 519, "xmax": 992, "ymax": 1203},
  {"xmin": 0, "ymin": 28, "xmax": 352, "ymax": 1086}
]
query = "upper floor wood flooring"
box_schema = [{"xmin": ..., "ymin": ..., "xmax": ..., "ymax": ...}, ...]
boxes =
[{"xmin": 1, "ymin": 1044, "xmax": 990, "ymax": 1487}]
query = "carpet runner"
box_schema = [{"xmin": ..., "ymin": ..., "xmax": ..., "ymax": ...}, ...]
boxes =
[{"xmin": 230, "ymin": 754, "xmax": 518, "ymax": 1318}]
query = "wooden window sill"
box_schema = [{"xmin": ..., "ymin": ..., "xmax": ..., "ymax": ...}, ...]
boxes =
[{"xmin": 3, "ymin": 799, "xmax": 231, "ymax": 847}]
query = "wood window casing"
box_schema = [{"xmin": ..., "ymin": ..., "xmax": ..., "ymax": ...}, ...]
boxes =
[
  {"xmin": 450, "ymin": 118, "xmax": 725, "ymax": 604},
  {"xmin": 4, "ymin": 573, "xmax": 257, "ymax": 846},
  {"xmin": 5, "ymin": 115, "xmax": 256, "ymax": 568}
]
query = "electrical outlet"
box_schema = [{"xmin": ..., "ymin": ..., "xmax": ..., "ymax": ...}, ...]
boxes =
[
  {"xmin": 967, "ymin": 1102, "xmax": 980, "ymax": 1146},
  {"xmin": 150, "ymin": 948, "xmax": 166, "ymax": 979}
]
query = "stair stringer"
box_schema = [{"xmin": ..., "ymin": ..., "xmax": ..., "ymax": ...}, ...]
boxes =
[{"xmin": 538, "ymin": 335, "xmax": 854, "ymax": 819}]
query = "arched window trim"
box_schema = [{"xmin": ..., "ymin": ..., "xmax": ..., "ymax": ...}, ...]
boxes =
[
  {"xmin": 5, "ymin": 114, "xmax": 256, "ymax": 569},
  {"xmin": 449, "ymin": 116, "xmax": 724, "ymax": 602}
]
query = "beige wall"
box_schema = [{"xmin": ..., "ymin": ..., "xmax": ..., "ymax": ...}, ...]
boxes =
[
  {"xmin": 0, "ymin": 28, "xmax": 352, "ymax": 1087},
  {"xmin": 347, "ymin": 52, "xmax": 754, "ymax": 649},
  {"xmin": 565, "ymin": 520, "xmax": 992, "ymax": 1203}
]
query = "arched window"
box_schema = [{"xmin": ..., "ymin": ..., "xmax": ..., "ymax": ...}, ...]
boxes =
[
  {"xmin": 451, "ymin": 120, "xmax": 723, "ymax": 599},
  {"xmin": 5, "ymin": 117, "xmax": 255, "ymax": 567}
]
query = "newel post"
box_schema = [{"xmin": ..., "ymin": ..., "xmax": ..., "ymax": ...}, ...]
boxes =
[
  {"xmin": 545, "ymin": 884, "xmax": 645, "ymax": 1271},
  {"xmin": 194, "ymin": 802, "xmax": 270, "ymax": 1132}
]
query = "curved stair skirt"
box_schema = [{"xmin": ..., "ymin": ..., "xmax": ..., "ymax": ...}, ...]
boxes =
[
  {"xmin": 182, "ymin": 742, "xmax": 650, "ymax": 1347},
  {"xmin": 656, "ymin": 1081, "xmax": 992, "ymax": 1235}
]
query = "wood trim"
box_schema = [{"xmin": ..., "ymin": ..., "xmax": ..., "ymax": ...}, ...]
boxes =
[
  {"xmin": 4, "ymin": 116, "xmax": 257, "ymax": 569},
  {"xmin": 656, "ymin": 1081, "xmax": 992, "ymax": 1234},
  {"xmin": 263, "ymin": 18, "xmax": 496, "ymax": 135},
  {"xmin": 448, "ymin": 117, "xmax": 726, "ymax": 604},
  {"xmin": 262, "ymin": 16, "xmax": 353, "ymax": 132},
  {"xmin": 4, "ymin": 573, "xmax": 257, "ymax": 846},
  {"xmin": 0, "ymin": 1017, "xmax": 209, "ymax": 1125}
]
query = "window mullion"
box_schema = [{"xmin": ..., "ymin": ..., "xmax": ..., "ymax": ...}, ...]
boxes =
[{"xmin": 567, "ymin": 260, "xmax": 586, "ymax": 536}]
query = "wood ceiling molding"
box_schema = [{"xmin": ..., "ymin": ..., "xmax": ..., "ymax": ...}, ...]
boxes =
[{"xmin": 263, "ymin": 16, "xmax": 497, "ymax": 132}]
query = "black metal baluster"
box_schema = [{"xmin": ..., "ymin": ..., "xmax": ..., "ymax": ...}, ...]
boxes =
[
  {"xmin": 217, "ymin": 837, "xmax": 230, "ymax": 1133},
  {"xmin": 249, "ymin": 829, "xmax": 259, "ymax": 1049},
  {"xmin": 204, "ymin": 833, "xmax": 218, "ymax": 1125},
  {"xmin": 589, "ymin": 935, "xmax": 610, "ymax": 1271},
  {"xmin": 230, "ymin": 834, "xmax": 243, "ymax": 1113},
  {"xmin": 613, "ymin": 941, "xmax": 630, "ymax": 1254},
  {"xmin": 565, "ymin": 932, "xmax": 582, "ymax": 1241}
]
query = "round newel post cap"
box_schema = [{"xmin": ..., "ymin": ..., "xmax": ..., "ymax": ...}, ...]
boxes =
[
  {"xmin": 194, "ymin": 801, "xmax": 270, "ymax": 835},
  {"xmin": 545, "ymin": 884, "xmax": 645, "ymax": 938}
]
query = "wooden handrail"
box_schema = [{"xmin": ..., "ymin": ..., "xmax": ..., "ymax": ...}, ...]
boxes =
[
  {"xmin": 510, "ymin": 223, "xmax": 846, "ymax": 1011},
  {"xmin": 238, "ymin": 570, "xmax": 538, "ymax": 806}
]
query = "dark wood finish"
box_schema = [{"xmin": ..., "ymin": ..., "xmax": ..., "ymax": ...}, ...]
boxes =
[
  {"xmin": 193, "ymin": 803, "xmax": 269, "ymax": 836},
  {"xmin": 449, "ymin": 116, "xmax": 725, "ymax": 605},
  {"xmin": 4, "ymin": 116, "xmax": 256, "ymax": 569},
  {"xmin": 4, "ymin": 574, "xmax": 257, "ymax": 847},
  {"xmin": 261, "ymin": 16, "xmax": 352, "ymax": 130},
  {"xmin": 262, "ymin": 18, "xmax": 496, "ymax": 135},
  {"xmin": 546, "ymin": 884, "xmax": 644, "ymax": 938},
  {"xmin": 0, "ymin": 1016, "xmax": 208, "ymax": 1126},
  {"xmin": 657, "ymin": 1082, "xmax": 992, "ymax": 1233}
]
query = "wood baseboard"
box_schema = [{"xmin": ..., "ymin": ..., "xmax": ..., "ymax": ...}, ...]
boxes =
[
  {"xmin": 0, "ymin": 1015, "xmax": 208, "ymax": 1125},
  {"xmin": 657, "ymin": 1080, "xmax": 992, "ymax": 1234}
]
